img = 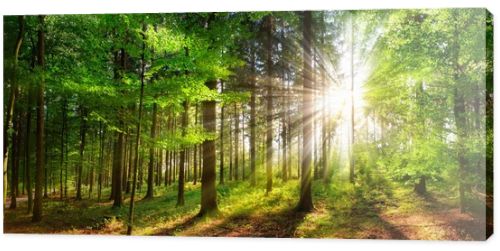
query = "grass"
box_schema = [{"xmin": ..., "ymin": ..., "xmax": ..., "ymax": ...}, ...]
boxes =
[{"xmin": 3, "ymin": 176, "xmax": 488, "ymax": 240}]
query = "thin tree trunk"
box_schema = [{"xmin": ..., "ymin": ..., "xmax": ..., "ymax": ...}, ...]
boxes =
[
  {"xmin": 194, "ymin": 105, "xmax": 199, "ymax": 185},
  {"xmin": 229, "ymin": 107, "xmax": 233, "ymax": 181},
  {"xmin": 98, "ymin": 121, "xmax": 105, "ymax": 202},
  {"xmin": 249, "ymin": 43, "xmax": 257, "ymax": 187},
  {"xmin": 241, "ymin": 109, "xmax": 246, "ymax": 180},
  {"xmin": 59, "ymin": 99, "xmax": 67, "ymax": 200},
  {"xmin": 126, "ymin": 128, "xmax": 133, "ymax": 194},
  {"xmin": 127, "ymin": 23, "xmax": 147, "ymax": 235},
  {"xmin": 25, "ymin": 89, "xmax": 33, "ymax": 213},
  {"xmin": 349, "ymin": 14, "xmax": 355, "ymax": 184},
  {"xmin": 177, "ymin": 101, "xmax": 189, "ymax": 206},
  {"xmin": 265, "ymin": 15, "xmax": 274, "ymax": 194},
  {"xmin": 234, "ymin": 104, "xmax": 239, "ymax": 180},
  {"xmin": 4, "ymin": 16, "xmax": 24, "ymax": 207},
  {"xmin": 76, "ymin": 106, "xmax": 87, "ymax": 200},
  {"xmin": 219, "ymin": 82, "xmax": 225, "ymax": 185},
  {"xmin": 145, "ymin": 102, "xmax": 158, "ymax": 199},
  {"xmin": 10, "ymin": 111, "xmax": 21, "ymax": 209}
]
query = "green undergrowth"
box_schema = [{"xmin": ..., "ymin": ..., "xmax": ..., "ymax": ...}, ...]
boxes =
[{"xmin": 4, "ymin": 176, "xmax": 444, "ymax": 238}]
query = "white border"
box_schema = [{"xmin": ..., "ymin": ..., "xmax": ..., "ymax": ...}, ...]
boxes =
[{"xmin": 0, "ymin": 1, "xmax": 498, "ymax": 251}]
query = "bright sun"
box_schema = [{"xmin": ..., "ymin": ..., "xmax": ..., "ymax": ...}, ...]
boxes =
[{"xmin": 316, "ymin": 85, "xmax": 365, "ymax": 118}]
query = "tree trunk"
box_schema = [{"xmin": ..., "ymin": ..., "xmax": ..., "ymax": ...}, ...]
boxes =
[
  {"xmin": 32, "ymin": 15, "xmax": 45, "ymax": 222},
  {"xmin": 127, "ymin": 23, "xmax": 147, "ymax": 235},
  {"xmin": 198, "ymin": 79, "xmax": 219, "ymax": 216},
  {"xmin": 122, "ymin": 134, "xmax": 129, "ymax": 191},
  {"xmin": 320, "ymin": 14, "xmax": 328, "ymax": 182},
  {"xmin": 349, "ymin": 14, "xmax": 356, "ymax": 184},
  {"xmin": 234, "ymin": 104, "xmax": 240, "ymax": 180},
  {"xmin": 229, "ymin": 107, "xmax": 233, "ymax": 181},
  {"xmin": 452, "ymin": 18, "xmax": 467, "ymax": 213},
  {"xmin": 126, "ymin": 128, "xmax": 134, "ymax": 194},
  {"xmin": 59, "ymin": 99, "xmax": 67, "ymax": 200},
  {"xmin": 10, "ymin": 111, "xmax": 21, "ymax": 209},
  {"xmin": 145, "ymin": 102, "xmax": 158, "ymax": 199},
  {"xmin": 296, "ymin": 11, "xmax": 314, "ymax": 212},
  {"xmin": 414, "ymin": 176, "xmax": 427, "ymax": 195},
  {"xmin": 282, "ymin": 105, "xmax": 288, "ymax": 182},
  {"xmin": 265, "ymin": 15, "xmax": 274, "ymax": 194},
  {"xmin": 249, "ymin": 54, "xmax": 257, "ymax": 186},
  {"xmin": 219, "ymin": 82, "xmax": 225, "ymax": 185},
  {"xmin": 4, "ymin": 16, "xmax": 24, "ymax": 207},
  {"xmin": 241, "ymin": 109, "xmax": 246, "ymax": 180},
  {"xmin": 194, "ymin": 105, "xmax": 199, "ymax": 185},
  {"xmin": 112, "ymin": 131, "xmax": 124, "ymax": 207},
  {"xmin": 76, "ymin": 107, "xmax": 87, "ymax": 200},
  {"xmin": 177, "ymin": 101, "xmax": 189, "ymax": 206},
  {"xmin": 25, "ymin": 89, "xmax": 33, "ymax": 213},
  {"xmin": 97, "ymin": 121, "xmax": 105, "ymax": 202},
  {"xmin": 454, "ymin": 87, "xmax": 468, "ymax": 213}
]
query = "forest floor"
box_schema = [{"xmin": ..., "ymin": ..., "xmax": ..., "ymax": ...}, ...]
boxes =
[{"xmin": 3, "ymin": 178, "xmax": 490, "ymax": 240}]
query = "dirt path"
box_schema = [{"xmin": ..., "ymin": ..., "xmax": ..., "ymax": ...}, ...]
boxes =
[{"xmin": 374, "ymin": 192, "xmax": 489, "ymax": 240}]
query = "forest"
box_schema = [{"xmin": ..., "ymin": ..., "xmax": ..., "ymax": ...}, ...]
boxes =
[{"xmin": 2, "ymin": 9, "xmax": 493, "ymax": 240}]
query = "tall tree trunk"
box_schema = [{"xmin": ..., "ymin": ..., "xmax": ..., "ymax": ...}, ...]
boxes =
[
  {"xmin": 249, "ymin": 53, "xmax": 257, "ymax": 186},
  {"xmin": 126, "ymin": 128, "xmax": 134, "ymax": 193},
  {"xmin": 194, "ymin": 105, "xmax": 199, "ymax": 185},
  {"xmin": 455, "ymin": 87, "xmax": 468, "ymax": 213},
  {"xmin": 198, "ymin": 80, "xmax": 219, "ymax": 216},
  {"xmin": 127, "ymin": 23, "xmax": 147, "ymax": 235},
  {"xmin": 32, "ymin": 15, "xmax": 45, "ymax": 222},
  {"xmin": 10, "ymin": 111, "xmax": 21, "ymax": 209},
  {"xmin": 349, "ymin": 14, "xmax": 356, "ymax": 184},
  {"xmin": 241, "ymin": 109, "xmax": 246, "ymax": 180},
  {"xmin": 88, "ymin": 131, "xmax": 95, "ymax": 198},
  {"xmin": 281, "ymin": 79, "xmax": 288, "ymax": 182},
  {"xmin": 145, "ymin": 102, "xmax": 158, "ymax": 199},
  {"xmin": 265, "ymin": 15, "xmax": 274, "ymax": 194},
  {"xmin": 234, "ymin": 104, "xmax": 240, "ymax": 180},
  {"xmin": 451, "ymin": 17, "xmax": 467, "ymax": 214},
  {"xmin": 25, "ymin": 89, "xmax": 33, "ymax": 213},
  {"xmin": 122, "ymin": 134, "xmax": 129, "ymax": 191},
  {"xmin": 98, "ymin": 121, "xmax": 105, "ymax": 202},
  {"xmin": 219, "ymin": 82, "xmax": 225, "ymax": 185},
  {"xmin": 64, "ymin": 121, "xmax": 69, "ymax": 198},
  {"xmin": 177, "ymin": 101, "xmax": 189, "ymax": 206},
  {"xmin": 76, "ymin": 107, "xmax": 87, "ymax": 200},
  {"xmin": 296, "ymin": 11, "xmax": 314, "ymax": 212},
  {"xmin": 59, "ymin": 99, "xmax": 67, "ymax": 200},
  {"xmin": 4, "ymin": 16, "xmax": 24, "ymax": 207},
  {"xmin": 320, "ymin": 14, "xmax": 328, "ymax": 182},
  {"xmin": 229, "ymin": 108, "xmax": 233, "ymax": 181},
  {"xmin": 287, "ymin": 81, "xmax": 292, "ymax": 179}
]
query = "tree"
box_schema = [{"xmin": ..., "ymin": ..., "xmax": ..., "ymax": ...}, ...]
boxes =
[
  {"xmin": 32, "ymin": 15, "xmax": 46, "ymax": 222},
  {"xmin": 177, "ymin": 101, "xmax": 189, "ymax": 206},
  {"xmin": 249, "ymin": 50, "xmax": 257, "ymax": 187},
  {"xmin": 264, "ymin": 15, "xmax": 274, "ymax": 194},
  {"xmin": 76, "ymin": 106, "xmax": 87, "ymax": 200},
  {"xmin": 219, "ymin": 82, "xmax": 225, "ymax": 184},
  {"xmin": 144, "ymin": 102, "xmax": 158, "ymax": 199},
  {"xmin": 349, "ymin": 13, "xmax": 356, "ymax": 184},
  {"xmin": 127, "ymin": 22, "xmax": 148, "ymax": 235},
  {"xmin": 296, "ymin": 11, "xmax": 314, "ymax": 212},
  {"xmin": 199, "ymin": 80, "xmax": 219, "ymax": 216},
  {"xmin": 4, "ymin": 16, "xmax": 24, "ymax": 208}
]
